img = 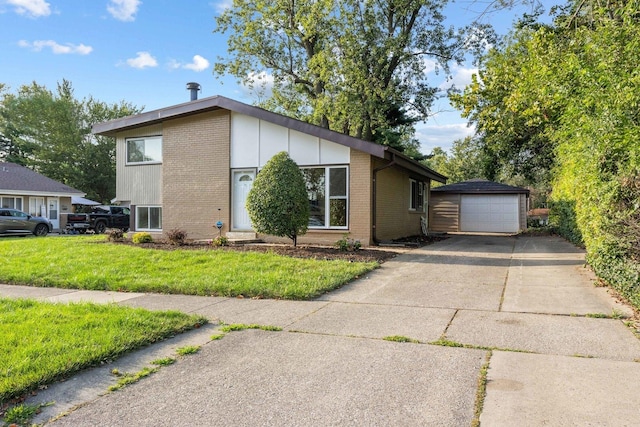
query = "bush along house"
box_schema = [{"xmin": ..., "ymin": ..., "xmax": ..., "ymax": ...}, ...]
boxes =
[{"xmin": 92, "ymin": 86, "xmax": 446, "ymax": 246}]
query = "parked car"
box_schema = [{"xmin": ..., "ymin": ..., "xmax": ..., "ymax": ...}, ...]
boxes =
[
  {"xmin": 0, "ymin": 208, "xmax": 52, "ymax": 236},
  {"xmin": 65, "ymin": 205, "xmax": 130, "ymax": 234}
]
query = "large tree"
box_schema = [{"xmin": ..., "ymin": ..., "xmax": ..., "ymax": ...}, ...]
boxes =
[
  {"xmin": 0, "ymin": 80, "xmax": 140, "ymax": 202},
  {"xmin": 214, "ymin": 0, "xmax": 492, "ymax": 157}
]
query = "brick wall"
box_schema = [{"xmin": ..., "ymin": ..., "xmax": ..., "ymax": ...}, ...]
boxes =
[
  {"xmin": 162, "ymin": 110, "xmax": 230, "ymax": 240},
  {"xmin": 375, "ymin": 162, "xmax": 424, "ymax": 241}
]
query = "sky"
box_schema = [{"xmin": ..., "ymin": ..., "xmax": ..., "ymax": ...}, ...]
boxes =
[{"xmin": 0, "ymin": 0, "xmax": 555, "ymax": 154}]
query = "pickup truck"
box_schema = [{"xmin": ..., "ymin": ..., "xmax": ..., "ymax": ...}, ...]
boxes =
[{"xmin": 65, "ymin": 206, "xmax": 130, "ymax": 234}]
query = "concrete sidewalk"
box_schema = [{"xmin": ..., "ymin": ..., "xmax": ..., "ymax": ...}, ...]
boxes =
[{"xmin": 2, "ymin": 235, "xmax": 640, "ymax": 426}]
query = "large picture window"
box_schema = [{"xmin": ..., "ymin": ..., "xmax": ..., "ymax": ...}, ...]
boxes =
[
  {"xmin": 126, "ymin": 136, "xmax": 162, "ymax": 164},
  {"xmin": 302, "ymin": 166, "xmax": 348, "ymax": 229},
  {"xmin": 136, "ymin": 206, "xmax": 162, "ymax": 231}
]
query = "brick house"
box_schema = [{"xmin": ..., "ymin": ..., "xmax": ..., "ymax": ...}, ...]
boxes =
[{"xmin": 92, "ymin": 95, "xmax": 446, "ymax": 246}]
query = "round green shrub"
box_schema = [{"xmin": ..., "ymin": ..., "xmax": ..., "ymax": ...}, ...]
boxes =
[
  {"xmin": 132, "ymin": 232, "xmax": 153, "ymax": 244},
  {"xmin": 246, "ymin": 152, "xmax": 309, "ymax": 246}
]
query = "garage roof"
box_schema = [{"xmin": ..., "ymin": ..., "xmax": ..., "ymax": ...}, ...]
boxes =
[{"xmin": 431, "ymin": 179, "xmax": 529, "ymax": 195}]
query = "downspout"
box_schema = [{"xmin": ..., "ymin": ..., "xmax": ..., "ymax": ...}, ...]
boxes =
[{"xmin": 371, "ymin": 153, "xmax": 396, "ymax": 245}]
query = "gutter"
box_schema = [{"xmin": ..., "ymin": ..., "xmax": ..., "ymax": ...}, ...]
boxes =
[{"xmin": 371, "ymin": 153, "xmax": 397, "ymax": 245}]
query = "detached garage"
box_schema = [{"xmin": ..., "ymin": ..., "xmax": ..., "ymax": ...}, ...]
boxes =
[{"xmin": 429, "ymin": 179, "xmax": 529, "ymax": 233}]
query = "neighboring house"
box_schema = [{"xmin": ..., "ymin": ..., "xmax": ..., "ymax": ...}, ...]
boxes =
[
  {"xmin": 429, "ymin": 179, "xmax": 529, "ymax": 233},
  {"xmin": 92, "ymin": 94, "xmax": 447, "ymax": 246},
  {"xmin": 0, "ymin": 162, "xmax": 85, "ymax": 231}
]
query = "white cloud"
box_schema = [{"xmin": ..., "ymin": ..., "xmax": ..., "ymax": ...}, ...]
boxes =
[
  {"xmin": 212, "ymin": 0, "xmax": 232, "ymax": 14},
  {"xmin": 107, "ymin": 0, "xmax": 140, "ymax": 22},
  {"xmin": 416, "ymin": 122, "xmax": 475, "ymax": 154},
  {"xmin": 5, "ymin": 0, "xmax": 51, "ymax": 17},
  {"xmin": 183, "ymin": 55, "xmax": 210, "ymax": 72},
  {"xmin": 125, "ymin": 51, "xmax": 157, "ymax": 69},
  {"xmin": 18, "ymin": 39, "xmax": 93, "ymax": 55},
  {"xmin": 440, "ymin": 66, "xmax": 478, "ymax": 91}
]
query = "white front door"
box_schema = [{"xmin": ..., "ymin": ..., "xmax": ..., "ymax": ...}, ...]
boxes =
[
  {"xmin": 232, "ymin": 170, "xmax": 255, "ymax": 230},
  {"xmin": 47, "ymin": 198, "xmax": 59, "ymax": 230}
]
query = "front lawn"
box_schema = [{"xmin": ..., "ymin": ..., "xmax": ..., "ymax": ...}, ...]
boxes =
[
  {"xmin": 0, "ymin": 298, "xmax": 206, "ymax": 405},
  {"xmin": 0, "ymin": 236, "xmax": 378, "ymax": 299}
]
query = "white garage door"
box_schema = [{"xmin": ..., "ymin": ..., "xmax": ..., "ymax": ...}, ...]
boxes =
[{"xmin": 460, "ymin": 194, "xmax": 519, "ymax": 233}]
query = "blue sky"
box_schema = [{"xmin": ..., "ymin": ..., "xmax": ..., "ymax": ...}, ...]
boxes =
[{"xmin": 0, "ymin": 0, "xmax": 555, "ymax": 154}]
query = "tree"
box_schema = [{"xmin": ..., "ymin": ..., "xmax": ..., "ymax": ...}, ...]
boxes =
[
  {"xmin": 424, "ymin": 136, "xmax": 486, "ymax": 184},
  {"xmin": 246, "ymin": 152, "xmax": 310, "ymax": 246},
  {"xmin": 214, "ymin": 0, "xmax": 492, "ymax": 157},
  {"xmin": 0, "ymin": 80, "xmax": 141, "ymax": 202}
]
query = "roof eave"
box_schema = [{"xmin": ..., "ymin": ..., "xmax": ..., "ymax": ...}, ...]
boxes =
[{"xmin": 384, "ymin": 148, "xmax": 447, "ymax": 183}]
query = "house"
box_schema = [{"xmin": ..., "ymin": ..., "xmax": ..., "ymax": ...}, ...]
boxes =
[
  {"xmin": 92, "ymin": 93, "xmax": 446, "ymax": 246},
  {"xmin": 429, "ymin": 179, "xmax": 529, "ymax": 233},
  {"xmin": 0, "ymin": 162, "xmax": 85, "ymax": 231}
]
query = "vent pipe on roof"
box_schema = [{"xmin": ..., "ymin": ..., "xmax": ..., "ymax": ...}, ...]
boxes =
[{"xmin": 186, "ymin": 82, "xmax": 201, "ymax": 101}]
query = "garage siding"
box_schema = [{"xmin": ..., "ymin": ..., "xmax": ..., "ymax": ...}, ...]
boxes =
[{"xmin": 429, "ymin": 193, "xmax": 460, "ymax": 232}]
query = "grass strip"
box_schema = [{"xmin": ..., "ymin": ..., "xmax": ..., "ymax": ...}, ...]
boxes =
[
  {"xmin": 0, "ymin": 236, "xmax": 377, "ymax": 300},
  {"xmin": 0, "ymin": 298, "xmax": 206, "ymax": 405}
]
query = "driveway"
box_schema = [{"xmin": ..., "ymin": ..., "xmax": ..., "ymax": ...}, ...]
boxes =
[{"xmin": 4, "ymin": 234, "xmax": 640, "ymax": 426}]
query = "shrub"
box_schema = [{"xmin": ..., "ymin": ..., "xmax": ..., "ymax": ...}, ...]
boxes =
[
  {"xmin": 106, "ymin": 228, "xmax": 125, "ymax": 242},
  {"xmin": 211, "ymin": 236, "xmax": 228, "ymax": 247},
  {"xmin": 335, "ymin": 234, "xmax": 361, "ymax": 252},
  {"xmin": 167, "ymin": 228, "xmax": 187, "ymax": 246},
  {"xmin": 246, "ymin": 152, "xmax": 309, "ymax": 246},
  {"xmin": 132, "ymin": 232, "xmax": 153, "ymax": 244}
]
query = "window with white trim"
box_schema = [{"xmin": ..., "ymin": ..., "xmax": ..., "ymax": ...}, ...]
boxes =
[
  {"xmin": 1, "ymin": 196, "xmax": 23, "ymax": 211},
  {"xmin": 126, "ymin": 136, "xmax": 162, "ymax": 164},
  {"xmin": 301, "ymin": 166, "xmax": 348, "ymax": 228},
  {"xmin": 136, "ymin": 206, "xmax": 162, "ymax": 231},
  {"xmin": 409, "ymin": 179, "xmax": 424, "ymax": 211}
]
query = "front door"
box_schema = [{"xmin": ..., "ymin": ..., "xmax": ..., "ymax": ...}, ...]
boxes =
[
  {"xmin": 47, "ymin": 198, "xmax": 59, "ymax": 230},
  {"xmin": 232, "ymin": 170, "xmax": 255, "ymax": 230}
]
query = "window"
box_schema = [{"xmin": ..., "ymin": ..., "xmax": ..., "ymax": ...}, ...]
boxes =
[
  {"xmin": 301, "ymin": 166, "xmax": 348, "ymax": 228},
  {"xmin": 1, "ymin": 196, "xmax": 23, "ymax": 211},
  {"xmin": 126, "ymin": 136, "xmax": 162, "ymax": 164},
  {"xmin": 409, "ymin": 179, "xmax": 424, "ymax": 211},
  {"xmin": 136, "ymin": 206, "xmax": 162, "ymax": 231}
]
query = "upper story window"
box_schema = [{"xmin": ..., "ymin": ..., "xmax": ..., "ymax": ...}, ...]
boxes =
[{"xmin": 126, "ymin": 136, "xmax": 162, "ymax": 165}]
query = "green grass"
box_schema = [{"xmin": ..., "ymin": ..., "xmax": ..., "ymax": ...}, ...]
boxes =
[
  {"xmin": 382, "ymin": 335, "xmax": 420, "ymax": 343},
  {"xmin": 0, "ymin": 236, "xmax": 377, "ymax": 299},
  {"xmin": 0, "ymin": 298, "xmax": 206, "ymax": 405},
  {"xmin": 108, "ymin": 367, "xmax": 158, "ymax": 392},
  {"xmin": 219, "ymin": 323, "xmax": 283, "ymax": 333},
  {"xmin": 176, "ymin": 345, "xmax": 200, "ymax": 356}
]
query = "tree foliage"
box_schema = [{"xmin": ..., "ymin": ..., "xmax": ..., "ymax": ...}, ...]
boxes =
[
  {"xmin": 214, "ymin": 0, "xmax": 493, "ymax": 158},
  {"xmin": 246, "ymin": 152, "xmax": 310, "ymax": 246},
  {"xmin": 424, "ymin": 136, "xmax": 486, "ymax": 185},
  {"xmin": 0, "ymin": 80, "xmax": 140, "ymax": 203},
  {"xmin": 453, "ymin": 0, "xmax": 640, "ymax": 308}
]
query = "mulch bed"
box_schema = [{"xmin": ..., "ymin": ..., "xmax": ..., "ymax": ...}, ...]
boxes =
[{"xmin": 111, "ymin": 234, "xmax": 447, "ymax": 264}]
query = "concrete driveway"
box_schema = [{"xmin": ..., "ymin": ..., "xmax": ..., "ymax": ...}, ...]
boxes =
[{"xmin": 3, "ymin": 234, "xmax": 640, "ymax": 426}]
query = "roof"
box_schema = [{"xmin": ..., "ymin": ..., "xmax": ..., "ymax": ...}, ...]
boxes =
[
  {"xmin": 0, "ymin": 162, "xmax": 85, "ymax": 196},
  {"xmin": 92, "ymin": 95, "xmax": 446, "ymax": 183},
  {"xmin": 431, "ymin": 179, "xmax": 529, "ymax": 195}
]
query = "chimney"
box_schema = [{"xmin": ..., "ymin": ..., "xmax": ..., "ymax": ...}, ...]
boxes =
[{"xmin": 186, "ymin": 82, "xmax": 201, "ymax": 101}]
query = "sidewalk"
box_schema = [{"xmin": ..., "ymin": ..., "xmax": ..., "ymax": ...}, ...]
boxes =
[{"xmin": 2, "ymin": 235, "xmax": 640, "ymax": 426}]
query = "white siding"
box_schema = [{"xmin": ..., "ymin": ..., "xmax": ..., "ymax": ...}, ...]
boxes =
[{"xmin": 229, "ymin": 112, "xmax": 350, "ymax": 168}]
